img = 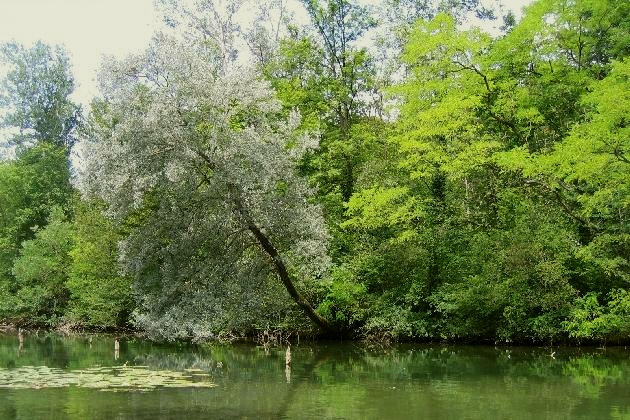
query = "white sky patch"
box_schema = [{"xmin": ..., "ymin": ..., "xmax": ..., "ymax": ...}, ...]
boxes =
[
  {"xmin": 0, "ymin": 0, "xmax": 159, "ymax": 106},
  {"xmin": 479, "ymin": 0, "xmax": 535, "ymax": 35}
]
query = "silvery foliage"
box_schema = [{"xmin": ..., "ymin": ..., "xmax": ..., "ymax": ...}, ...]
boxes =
[
  {"xmin": 157, "ymin": 0, "xmax": 245, "ymax": 72},
  {"xmin": 80, "ymin": 34, "xmax": 329, "ymax": 340}
]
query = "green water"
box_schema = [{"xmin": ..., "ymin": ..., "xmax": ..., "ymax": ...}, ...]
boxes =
[{"xmin": 0, "ymin": 333, "xmax": 629, "ymax": 419}]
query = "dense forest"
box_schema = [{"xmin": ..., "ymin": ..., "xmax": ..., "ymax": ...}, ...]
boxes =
[{"xmin": 0, "ymin": 0, "xmax": 628, "ymax": 344}]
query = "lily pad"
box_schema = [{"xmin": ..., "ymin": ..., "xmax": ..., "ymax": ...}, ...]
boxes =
[{"xmin": 0, "ymin": 365, "xmax": 216, "ymax": 391}]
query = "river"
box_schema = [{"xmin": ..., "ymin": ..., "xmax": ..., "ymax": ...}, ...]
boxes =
[{"xmin": 0, "ymin": 332, "xmax": 629, "ymax": 419}]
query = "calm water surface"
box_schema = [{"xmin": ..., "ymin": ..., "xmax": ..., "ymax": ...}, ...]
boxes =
[{"xmin": 0, "ymin": 332, "xmax": 629, "ymax": 419}]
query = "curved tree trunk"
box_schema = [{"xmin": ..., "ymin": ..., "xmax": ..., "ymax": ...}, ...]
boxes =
[
  {"xmin": 246, "ymin": 221, "xmax": 332, "ymax": 332},
  {"xmin": 229, "ymin": 187, "xmax": 332, "ymax": 332}
]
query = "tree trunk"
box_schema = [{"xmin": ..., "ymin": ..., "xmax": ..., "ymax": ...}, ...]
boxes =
[{"xmin": 229, "ymin": 187, "xmax": 332, "ymax": 332}]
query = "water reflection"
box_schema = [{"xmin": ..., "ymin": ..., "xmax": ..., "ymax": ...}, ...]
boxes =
[{"xmin": 0, "ymin": 333, "xmax": 629, "ymax": 419}]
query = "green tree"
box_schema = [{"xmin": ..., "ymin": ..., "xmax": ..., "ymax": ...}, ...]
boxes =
[
  {"xmin": 267, "ymin": 0, "xmax": 378, "ymax": 209},
  {"xmin": 502, "ymin": 59, "xmax": 630, "ymax": 291},
  {"xmin": 0, "ymin": 143, "xmax": 73, "ymax": 283},
  {"xmin": 67, "ymin": 199, "xmax": 133, "ymax": 328},
  {"xmin": 355, "ymin": 0, "xmax": 630, "ymax": 342},
  {"xmin": 336, "ymin": 1, "xmax": 630, "ymax": 341},
  {"xmin": 0, "ymin": 41, "xmax": 78, "ymax": 326},
  {"xmin": 493, "ymin": 0, "xmax": 630, "ymax": 335},
  {"xmin": 9, "ymin": 207, "xmax": 73, "ymax": 325},
  {"xmin": 0, "ymin": 41, "xmax": 81, "ymax": 151}
]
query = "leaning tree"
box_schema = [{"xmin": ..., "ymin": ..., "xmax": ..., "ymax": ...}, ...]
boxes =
[{"xmin": 81, "ymin": 34, "xmax": 332, "ymax": 339}]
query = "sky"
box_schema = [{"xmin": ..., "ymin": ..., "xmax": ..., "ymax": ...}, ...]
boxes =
[
  {"xmin": 0, "ymin": 0, "xmax": 534, "ymax": 108},
  {"xmin": 0, "ymin": 0, "xmax": 159, "ymax": 105}
]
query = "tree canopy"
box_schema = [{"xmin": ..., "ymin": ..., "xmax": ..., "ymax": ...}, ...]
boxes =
[
  {"xmin": 0, "ymin": 41, "xmax": 81, "ymax": 151},
  {"xmin": 80, "ymin": 34, "xmax": 331, "ymax": 338},
  {"xmin": 0, "ymin": 0, "xmax": 628, "ymax": 343}
]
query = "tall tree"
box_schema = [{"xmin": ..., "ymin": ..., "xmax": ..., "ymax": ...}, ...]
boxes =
[
  {"xmin": 0, "ymin": 41, "xmax": 77, "ymax": 282},
  {"xmin": 335, "ymin": 0, "xmax": 630, "ymax": 342},
  {"xmin": 0, "ymin": 41, "xmax": 81, "ymax": 151},
  {"xmin": 265, "ymin": 0, "xmax": 378, "ymax": 208},
  {"xmin": 81, "ymin": 35, "xmax": 332, "ymax": 339},
  {"xmin": 300, "ymin": 0, "xmax": 378, "ymax": 202},
  {"xmin": 0, "ymin": 41, "xmax": 78, "ymax": 326}
]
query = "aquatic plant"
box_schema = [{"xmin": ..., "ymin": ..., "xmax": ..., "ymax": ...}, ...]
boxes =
[{"xmin": 0, "ymin": 365, "xmax": 215, "ymax": 391}]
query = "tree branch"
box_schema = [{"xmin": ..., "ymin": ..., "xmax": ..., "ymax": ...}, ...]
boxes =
[{"xmin": 453, "ymin": 59, "xmax": 491, "ymax": 92}]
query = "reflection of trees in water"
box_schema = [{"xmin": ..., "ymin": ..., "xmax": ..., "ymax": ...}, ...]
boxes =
[
  {"xmin": 132, "ymin": 351, "xmax": 220, "ymax": 373},
  {"xmin": 1, "ymin": 334, "xmax": 630, "ymax": 418},
  {"xmin": 562, "ymin": 354, "xmax": 628, "ymax": 399},
  {"xmin": 2, "ymin": 334, "xmax": 630, "ymax": 383},
  {"xmin": 129, "ymin": 342, "xmax": 630, "ymax": 418}
]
